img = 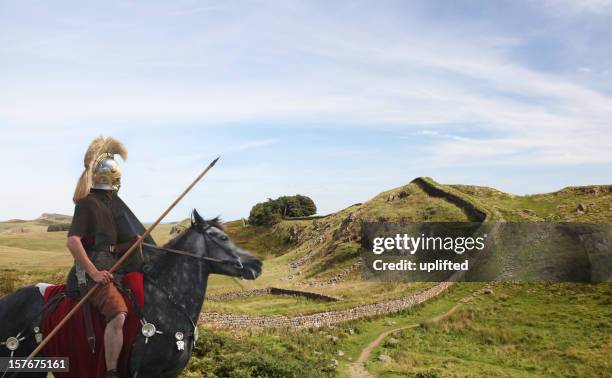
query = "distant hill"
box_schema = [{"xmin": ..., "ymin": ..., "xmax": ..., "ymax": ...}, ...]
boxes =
[
  {"xmin": 2, "ymin": 213, "xmax": 72, "ymax": 225},
  {"xmin": 0, "ymin": 213, "xmax": 73, "ymax": 234},
  {"xmin": 35, "ymin": 213, "xmax": 72, "ymax": 225}
]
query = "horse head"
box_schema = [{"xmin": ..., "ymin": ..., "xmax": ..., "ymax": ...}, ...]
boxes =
[{"xmin": 186, "ymin": 209, "xmax": 262, "ymax": 280}]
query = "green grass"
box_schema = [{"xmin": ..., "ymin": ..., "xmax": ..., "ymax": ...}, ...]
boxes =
[
  {"xmin": 334, "ymin": 283, "xmax": 482, "ymax": 372},
  {"xmin": 206, "ymin": 294, "xmax": 332, "ymax": 316},
  {"xmin": 182, "ymin": 327, "xmax": 338, "ymax": 377},
  {"xmin": 304, "ymin": 242, "xmax": 361, "ymax": 279},
  {"xmin": 360, "ymin": 183, "xmax": 472, "ymax": 222},
  {"xmin": 0, "ymin": 232, "xmax": 68, "ymax": 252},
  {"xmin": 224, "ymin": 220, "xmax": 294, "ymax": 258},
  {"xmin": 183, "ymin": 286, "xmax": 479, "ymax": 378},
  {"xmin": 190, "ymin": 283, "xmax": 611, "ymax": 377},
  {"xmin": 0, "ymin": 224, "xmax": 74, "ymax": 274},
  {"xmin": 452, "ymin": 184, "xmax": 612, "ymax": 222},
  {"xmin": 366, "ymin": 283, "xmax": 611, "ymax": 377},
  {"xmin": 204, "ymin": 283, "xmax": 429, "ymax": 316}
]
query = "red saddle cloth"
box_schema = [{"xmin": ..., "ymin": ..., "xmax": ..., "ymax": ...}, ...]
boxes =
[{"xmin": 42, "ymin": 272, "xmax": 144, "ymax": 378}]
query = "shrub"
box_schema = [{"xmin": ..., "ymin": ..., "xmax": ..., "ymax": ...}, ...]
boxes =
[
  {"xmin": 248, "ymin": 195, "xmax": 316, "ymax": 226},
  {"xmin": 47, "ymin": 224, "xmax": 71, "ymax": 232}
]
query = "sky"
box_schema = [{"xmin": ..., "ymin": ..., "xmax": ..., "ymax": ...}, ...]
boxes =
[{"xmin": 1, "ymin": 0, "xmax": 611, "ymax": 222}]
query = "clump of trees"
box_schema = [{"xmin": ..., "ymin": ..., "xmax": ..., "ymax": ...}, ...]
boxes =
[
  {"xmin": 248, "ymin": 195, "xmax": 316, "ymax": 226},
  {"xmin": 47, "ymin": 224, "xmax": 71, "ymax": 232}
]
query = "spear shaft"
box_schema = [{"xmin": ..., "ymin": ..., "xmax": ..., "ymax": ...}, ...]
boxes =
[{"xmin": 27, "ymin": 156, "xmax": 220, "ymax": 360}]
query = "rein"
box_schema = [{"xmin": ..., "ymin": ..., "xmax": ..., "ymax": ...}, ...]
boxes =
[
  {"xmin": 142, "ymin": 242, "xmax": 243, "ymax": 268},
  {"xmin": 140, "ymin": 222, "xmax": 244, "ymax": 270}
]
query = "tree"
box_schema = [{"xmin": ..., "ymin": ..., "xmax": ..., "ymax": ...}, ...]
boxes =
[{"xmin": 248, "ymin": 195, "xmax": 317, "ymax": 226}]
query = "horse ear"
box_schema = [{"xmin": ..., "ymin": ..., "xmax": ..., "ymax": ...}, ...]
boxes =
[{"xmin": 192, "ymin": 209, "xmax": 205, "ymax": 225}]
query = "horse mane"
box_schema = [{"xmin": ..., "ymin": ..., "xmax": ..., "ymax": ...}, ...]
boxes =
[
  {"xmin": 205, "ymin": 216, "xmax": 224, "ymax": 230},
  {"xmin": 163, "ymin": 228, "xmax": 190, "ymax": 248},
  {"xmin": 163, "ymin": 216, "xmax": 224, "ymax": 248}
]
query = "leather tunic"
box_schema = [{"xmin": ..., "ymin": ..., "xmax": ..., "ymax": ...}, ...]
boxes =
[{"xmin": 66, "ymin": 190, "xmax": 119, "ymax": 295}]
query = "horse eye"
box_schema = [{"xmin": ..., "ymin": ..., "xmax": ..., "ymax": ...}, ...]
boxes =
[{"xmin": 219, "ymin": 235, "xmax": 228, "ymax": 241}]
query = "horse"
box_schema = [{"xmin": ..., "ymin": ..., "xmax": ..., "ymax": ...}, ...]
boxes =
[{"xmin": 0, "ymin": 209, "xmax": 263, "ymax": 377}]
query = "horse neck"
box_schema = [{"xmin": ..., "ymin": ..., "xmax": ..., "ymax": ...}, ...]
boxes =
[{"xmin": 149, "ymin": 231, "xmax": 209, "ymax": 321}]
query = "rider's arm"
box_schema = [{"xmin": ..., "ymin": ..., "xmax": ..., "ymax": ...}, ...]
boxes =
[
  {"xmin": 66, "ymin": 236, "xmax": 97, "ymax": 275},
  {"xmin": 66, "ymin": 236, "xmax": 112, "ymax": 284},
  {"xmin": 67, "ymin": 200, "xmax": 113, "ymax": 284}
]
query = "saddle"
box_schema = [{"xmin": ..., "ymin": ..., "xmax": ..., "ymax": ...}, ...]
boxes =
[{"xmin": 41, "ymin": 272, "xmax": 145, "ymax": 378}]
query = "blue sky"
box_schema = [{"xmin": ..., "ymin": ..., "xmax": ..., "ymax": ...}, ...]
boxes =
[{"xmin": 1, "ymin": 0, "xmax": 611, "ymax": 221}]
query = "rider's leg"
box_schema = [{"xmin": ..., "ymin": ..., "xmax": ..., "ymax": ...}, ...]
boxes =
[
  {"xmin": 104, "ymin": 312, "xmax": 126, "ymax": 371},
  {"xmin": 90, "ymin": 283, "xmax": 129, "ymax": 374}
]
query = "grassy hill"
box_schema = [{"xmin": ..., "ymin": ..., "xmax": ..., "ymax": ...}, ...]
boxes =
[
  {"xmin": 216, "ymin": 178, "xmax": 611, "ymax": 286},
  {"xmin": 451, "ymin": 184, "xmax": 612, "ymax": 222}
]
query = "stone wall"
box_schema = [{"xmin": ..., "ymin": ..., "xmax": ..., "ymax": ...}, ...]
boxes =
[
  {"xmin": 199, "ymin": 281, "xmax": 454, "ymax": 329},
  {"xmin": 411, "ymin": 177, "xmax": 489, "ymax": 222},
  {"xmin": 206, "ymin": 287, "xmax": 341, "ymax": 302}
]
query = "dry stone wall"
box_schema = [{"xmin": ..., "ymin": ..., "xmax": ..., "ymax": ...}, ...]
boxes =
[
  {"xmin": 207, "ymin": 287, "xmax": 341, "ymax": 302},
  {"xmin": 199, "ymin": 282, "xmax": 454, "ymax": 329},
  {"xmin": 412, "ymin": 177, "xmax": 489, "ymax": 221}
]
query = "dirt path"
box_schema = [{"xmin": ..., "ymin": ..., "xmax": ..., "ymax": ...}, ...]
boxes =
[{"xmin": 346, "ymin": 293, "xmax": 478, "ymax": 378}]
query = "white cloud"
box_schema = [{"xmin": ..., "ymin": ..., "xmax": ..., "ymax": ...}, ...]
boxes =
[{"xmin": 545, "ymin": 0, "xmax": 612, "ymax": 14}]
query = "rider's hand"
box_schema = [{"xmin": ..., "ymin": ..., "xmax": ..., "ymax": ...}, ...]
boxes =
[{"xmin": 90, "ymin": 269, "xmax": 113, "ymax": 284}]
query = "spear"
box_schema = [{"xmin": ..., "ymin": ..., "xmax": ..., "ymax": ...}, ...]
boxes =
[{"xmin": 27, "ymin": 156, "xmax": 220, "ymax": 360}]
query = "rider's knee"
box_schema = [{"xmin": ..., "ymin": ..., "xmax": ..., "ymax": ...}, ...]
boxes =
[{"xmin": 108, "ymin": 312, "xmax": 126, "ymax": 330}]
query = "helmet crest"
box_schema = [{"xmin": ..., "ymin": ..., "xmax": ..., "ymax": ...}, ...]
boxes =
[{"xmin": 73, "ymin": 136, "xmax": 127, "ymax": 203}]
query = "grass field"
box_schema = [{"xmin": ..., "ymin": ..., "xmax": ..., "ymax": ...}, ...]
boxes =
[
  {"xmin": 205, "ymin": 282, "xmax": 430, "ymax": 316},
  {"xmin": 183, "ymin": 282, "xmax": 612, "ymax": 377},
  {"xmin": 364, "ymin": 283, "xmax": 611, "ymax": 377}
]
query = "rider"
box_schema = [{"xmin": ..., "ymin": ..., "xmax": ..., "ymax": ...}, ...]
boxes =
[{"xmin": 66, "ymin": 136, "xmax": 131, "ymax": 378}]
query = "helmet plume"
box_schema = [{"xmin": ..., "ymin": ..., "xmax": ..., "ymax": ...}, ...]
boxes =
[{"xmin": 73, "ymin": 136, "xmax": 128, "ymax": 204}]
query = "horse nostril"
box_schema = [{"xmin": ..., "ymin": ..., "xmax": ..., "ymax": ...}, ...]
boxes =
[{"xmin": 236, "ymin": 259, "xmax": 243, "ymax": 269}]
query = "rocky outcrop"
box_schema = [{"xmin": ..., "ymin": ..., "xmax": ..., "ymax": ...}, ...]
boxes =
[
  {"xmin": 303, "ymin": 261, "xmax": 363, "ymax": 288},
  {"xmin": 557, "ymin": 185, "xmax": 612, "ymax": 196}
]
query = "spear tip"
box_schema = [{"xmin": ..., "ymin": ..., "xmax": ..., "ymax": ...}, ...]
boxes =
[{"xmin": 211, "ymin": 156, "xmax": 221, "ymax": 166}]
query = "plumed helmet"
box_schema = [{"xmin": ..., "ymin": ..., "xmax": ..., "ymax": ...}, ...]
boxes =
[{"xmin": 73, "ymin": 136, "xmax": 128, "ymax": 204}]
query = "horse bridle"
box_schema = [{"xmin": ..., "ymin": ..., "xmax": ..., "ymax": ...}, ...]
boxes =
[{"xmin": 142, "ymin": 223, "xmax": 244, "ymax": 269}]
